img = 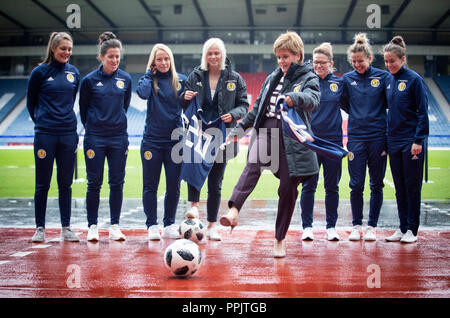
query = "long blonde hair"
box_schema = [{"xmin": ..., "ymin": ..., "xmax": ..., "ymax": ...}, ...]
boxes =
[
  {"xmin": 41, "ymin": 32, "xmax": 73, "ymax": 65},
  {"xmin": 146, "ymin": 43, "xmax": 179, "ymax": 97}
]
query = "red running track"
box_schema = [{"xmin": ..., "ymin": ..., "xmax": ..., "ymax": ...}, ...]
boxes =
[{"xmin": 0, "ymin": 227, "xmax": 449, "ymax": 298}]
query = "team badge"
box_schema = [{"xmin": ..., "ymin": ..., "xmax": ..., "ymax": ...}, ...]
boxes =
[
  {"xmin": 370, "ymin": 79, "xmax": 380, "ymax": 88},
  {"xmin": 227, "ymin": 82, "xmax": 236, "ymax": 91},
  {"xmin": 294, "ymin": 84, "xmax": 302, "ymax": 92},
  {"xmin": 348, "ymin": 152, "xmax": 354, "ymax": 161},
  {"xmin": 177, "ymin": 81, "xmax": 182, "ymax": 91},
  {"xmin": 37, "ymin": 149, "xmax": 46, "ymax": 159},
  {"xmin": 116, "ymin": 80, "xmax": 124, "ymax": 89},
  {"xmin": 398, "ymin": 82, "xmax": 406, "ymax": 91},
  {"xmin": 66, "ymin": 73, "xmax": 75, "ymax": 83},
  {"xmin": 330, "ymin": 83, "xmax": 338, "ymax": 92},
  {"xmin": 86, "ymin": 149, "xmax": 95, "ymax": 159},
  {"xmin": 144, "ymin": 151, "xmax": 152, "ymax": 160}
]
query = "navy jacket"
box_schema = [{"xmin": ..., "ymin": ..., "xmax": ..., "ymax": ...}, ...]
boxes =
[
  {"xmin": 136, "ymin": 70, "xmax": 186, "ymax": 143},
  {"xmin": 341, "ymin": 66, "xmax": 391, "ymax": 141},
  {"xmin": 27, "ymin": 60, "xmax": 80, "ymax": 134},
  {"xmin": 386, "ymin": 66, "xmax": 429, "ymax": 148},
  {"xmin": 79, "ymin": 66, "xmax": 132, "ymax": 137},
  {"xmin": 311, "ymin": 73, "xmax": 343, "ymax": 142}
]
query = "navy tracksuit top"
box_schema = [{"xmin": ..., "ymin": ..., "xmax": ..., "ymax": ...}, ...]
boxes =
[
  {"xmin": 79, "ymin": 65, "xmax": 132, "ymax": 136},
  {"xmin": 386, "ymin": 66, "xmax": 429, "ymax": 148},
  {"xmin": 341, "ymin": 66, "xmax": 391, "ymax": 141},
  {"xmin": 136, "ymin": 70, "xmax": 186, "ymax": 143},
  {"xmin": 310, "ymin": 73, "xmax": 343, "ymax": 142},
  {"xmin": 26, "ymin": 60, "xmax": 80, "ymax": 134}
]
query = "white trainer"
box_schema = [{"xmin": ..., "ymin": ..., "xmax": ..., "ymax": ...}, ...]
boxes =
[
  {"xmin": 349, "ymin": 225, "xmax": 362, "ymax": 241},
  {"xmin": 162, "ymin": 224, "xmax": 180, "ymax": 239},
  {"xmin": 301, "ymin": 227, "xmax": 314, "ymax": 241},
  {"xmin": 326, "ymin": 228, "xmax": 340, "ymax": 241},
  {"xmin": 148, "ymin": 225, "xmax": 161, "ymax": 241},
  {"xmin": 32, "ymin": 227, "xmax": 45, "ymax": 242},
  {"xmin": 400, "ymin": 230, "xmax": 417, "ymax": 243},
  {"xmin": 185, "ymin": 206, "xmax": 199, "ymax": 219},
  {"xmin": 207, "ymin": 225, "xmax": 221, "ymax": 241},
  {"xmin": 363, "ymin": 226, "xmax": 377, "ymax": 241},
  {"xmin": 109, "ymin": 224, "xmax": 126, "ymax": 241},
  {"xmin": 61, "ymin": 227, "xmax": 80, "ymax": 242},
  {"xmin": 87, "ymin": 224, "xmax": 99, "ymax": 242},
  {"xmin": 385, "ymin": 229, "xmax": 404, "ymax": 242}
]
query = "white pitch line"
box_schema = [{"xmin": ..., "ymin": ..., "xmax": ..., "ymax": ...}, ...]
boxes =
[
  {"xmin": 11, "ymin": 251, "xmax": 33, "ymax": 257},
  {"xmin": 383, "ymin": 178, "xmax": 395, "ymax": 189},
  {"xmin": 0, "ymin": 260, "xmax": 11, "ymax": 265},
  {"xmin": 31, "ymin": 244, "xmax": 52, "ymax": 249}
]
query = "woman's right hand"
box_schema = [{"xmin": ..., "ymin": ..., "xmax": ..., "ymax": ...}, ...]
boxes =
[{"xmin": 184, "ymin": 90, "xmax": 198, "ymax": 101}]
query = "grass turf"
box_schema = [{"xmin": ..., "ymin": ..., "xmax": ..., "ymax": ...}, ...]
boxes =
[{"xmin": 0, "ymin": 148, "xmax": 449, "ymax": 200}]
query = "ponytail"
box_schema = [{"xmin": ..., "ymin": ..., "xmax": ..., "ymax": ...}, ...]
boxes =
[{"xmin": 41, "ymin": 32, "xmax": 73, "ymax": 65}]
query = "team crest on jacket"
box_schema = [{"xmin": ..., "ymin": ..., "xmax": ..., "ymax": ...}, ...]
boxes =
[
  {"xmin": 370, "ymin": 79, "xmax": 380, "ymax": 88},
  {"xmin": 398, "ymin": 82, "xmax": 406, "ymax": 91},
  {"xmin": 144, "ymin": 151, "xmax": 152, "ymax": 160},
  {"xmin": 86, "ymin": 149, "xmax": 95, "ymax": 159},
  {"xmin": 66, "ymin": 73, "xmax": 75, "ymax": 83},
  {"xmin": 227, "ymin": 82, "xmax": 236, "ymax": 91},
  {"xmin": 37, "ymin": 149, "xmax": 46, "ymax": 159},
  {"xmin": 177, "ymin": 81, "xmax": 182, "ymax": 91},
  {"xmin": 348, "ymin": 152, "xmax": 354, "ymax": 161},
  {"xmin": 330, "ymin": 83, "xmax": 338, "ymax": 92},
  {"xmin": 116, "ymin": 80, "xmax": 124, "ymax": 89},
  {"xmin": 293, "ymin": 84, "xmax": 302, "ymax": 92}
]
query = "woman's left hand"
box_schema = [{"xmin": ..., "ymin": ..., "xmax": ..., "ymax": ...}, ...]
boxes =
[
  {"xmin": 411, "ymin": 143, "xmax": 422, "ymax": 156},
  {"xmin": 221, "ymin": 113, "xmax": 233, "ymax": 123},
  {"xmin": 285, "ymin": 96, "xmax": 293, "ymax": 107}
]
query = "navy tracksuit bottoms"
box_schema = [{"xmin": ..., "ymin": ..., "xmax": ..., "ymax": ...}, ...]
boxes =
[
  {"xmin": 389, "ymin": 145, "xmax": 424, "ymax": 236},
  {"xmin": 33, "ymin": 132, "xmax": 78, "ymax": 228},
  {"xmin": 347, "ymin": 139, "xmax": 387, "ymax": 227},
  {"xmin": 84, "ymin": 134, "xmax": 128, "ymax": 227},
  {"xmin": 300, "ymin": 148, "xmax": 342, "ymax": 229},
  {"xmin": 141, "ymin": 140, "xmax": 181, "ymax": 228}
]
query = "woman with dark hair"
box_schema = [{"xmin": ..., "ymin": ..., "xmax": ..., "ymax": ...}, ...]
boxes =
[
  {"xmin": 27, "ymin": 32, "xmax": 81, "ymax": 243},
  {"xmin": 79, "ymin": 32, "xmax": 132, "ymax": 241},
  {"xmin": 383, "ymin": 36, "xmax": 429, "ymax": 243}
]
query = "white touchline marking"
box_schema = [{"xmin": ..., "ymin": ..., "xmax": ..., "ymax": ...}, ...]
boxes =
[
  {"xmin": 11, "ymin": 251, "xmax": 33, "ymax": 257},
  {"xmin": 0, "ymin": 260, "xmax": 11, "ymax": 265},
  {"xmin": 383, "ymin": 178, "xmax": 395, "ymax": 189},
  {"xmin": 31, "ymin": 244, "xmax": 52, "ymax": 249}
]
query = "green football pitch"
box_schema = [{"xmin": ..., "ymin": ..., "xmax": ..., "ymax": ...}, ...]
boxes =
[{"xmin": 0, "ymin": 148, "xmax": 449, "ymax": 200}]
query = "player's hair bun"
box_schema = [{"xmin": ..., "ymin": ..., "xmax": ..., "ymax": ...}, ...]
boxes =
[
  {"xmin": 98, "ymin": 32, "xmax": 117, "ymax": 46},
  {"xmin": 391, "ymin": 35, "xmax": 406, "ymax": 48}
]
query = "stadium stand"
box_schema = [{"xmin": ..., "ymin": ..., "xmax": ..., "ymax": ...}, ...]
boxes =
[
  {"xmin": 425, "ymin": 83, "xmax": 450, "ymax": 147},
  {"xmin": 0, "ymin": 79, "xmax": 27, "ymax": 124},
  {"xmin": 434, "ymin": 75, "xmax": 450, "ymax": 103},
  {"xmin": 1, "ymin": 74, "xmax": 449, "ymax": 148}
]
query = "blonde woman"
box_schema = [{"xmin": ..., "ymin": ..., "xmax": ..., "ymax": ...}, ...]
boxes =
[
  {"xmin": 136, "ymin": 43, "xmax": 186, "ymax": 240},
  {"xmin": 181, "ymin": 38, "xmax": 249, "ymax": 241}
]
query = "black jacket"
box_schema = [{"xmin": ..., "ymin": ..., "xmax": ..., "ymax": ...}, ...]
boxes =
[
  {"xmin": 231, "ymin": 62, "xmax": 321, "ymax": 177},
  {"xmin": 180, "ymin": 58, "xmax": 249, "ymax": 129}
]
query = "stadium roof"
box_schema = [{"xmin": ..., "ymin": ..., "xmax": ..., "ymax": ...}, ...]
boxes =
[{"xmin": 0, "ymin": 0, "xmax": 449, "ymax": 46}]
